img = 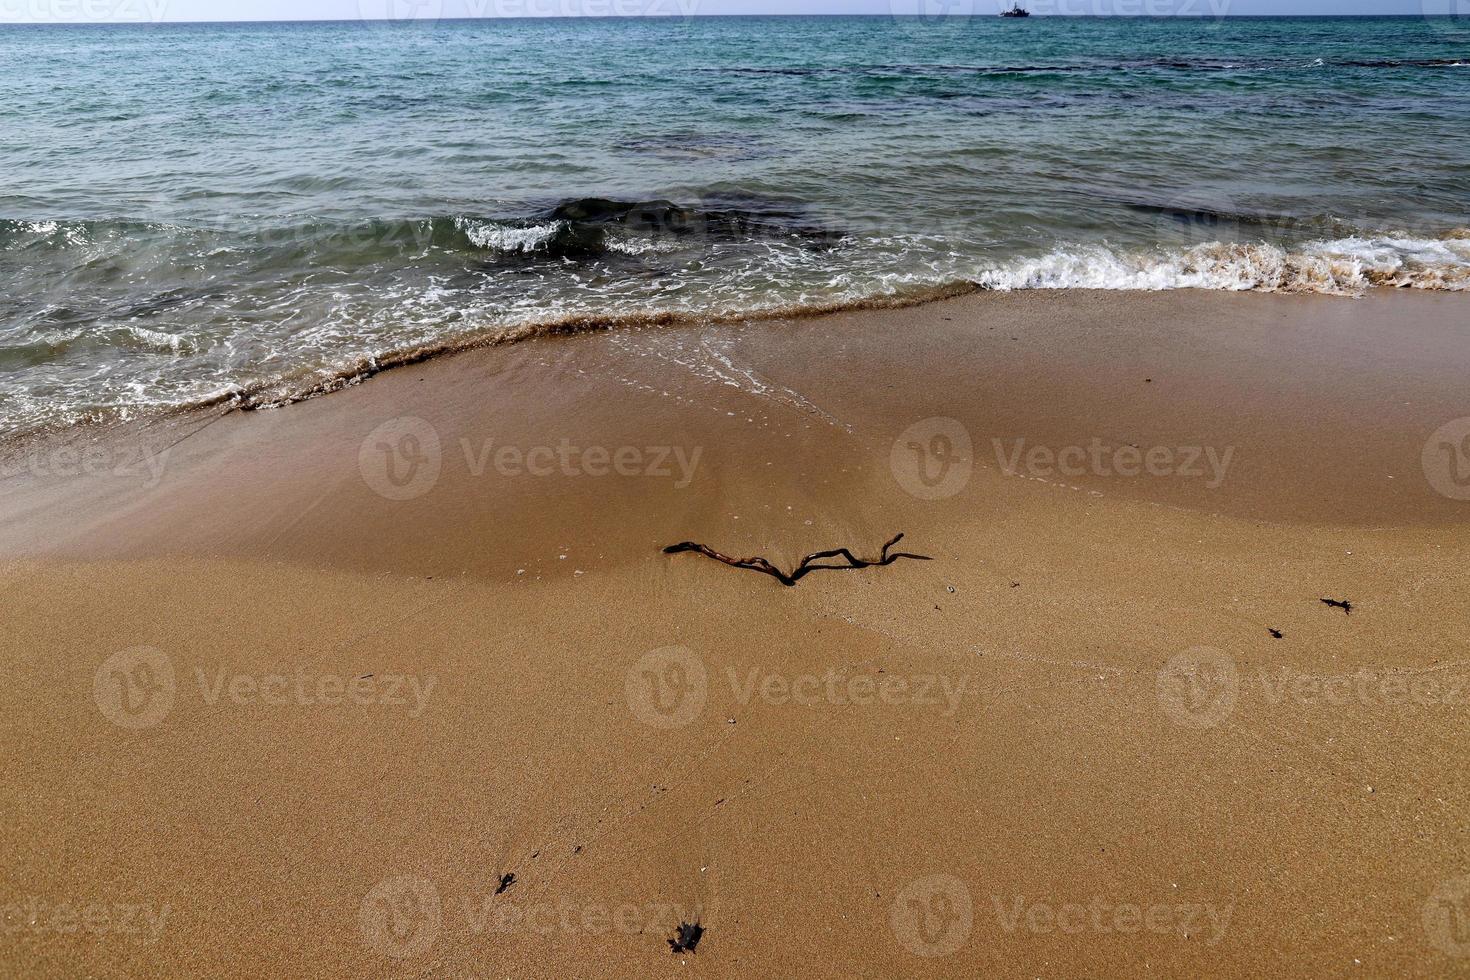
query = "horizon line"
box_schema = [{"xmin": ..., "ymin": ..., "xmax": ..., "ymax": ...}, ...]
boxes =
[{"xmin": 0, "ymin": 12, "xmax": 1458, "ymax": 25}]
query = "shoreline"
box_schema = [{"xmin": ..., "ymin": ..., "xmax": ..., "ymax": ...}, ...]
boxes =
[
  {"xmin": 3, "ymin": 287, "xmax": 1469, "ymax": 976},
  {"xmin": 1, "ymin": 277, "xmax": 987, "ymax": 448},
  {"xmin": 5, "ymin": 286, "xmax": 1470, "ymax": 567},
  {"xmin": 4, "ymin": 278, "xmax": 1467, "ymax": 451}
]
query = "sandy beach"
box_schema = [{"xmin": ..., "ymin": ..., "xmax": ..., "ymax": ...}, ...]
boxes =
[{"xmin": 2, "ymin": 287, "xmax": 1469, "ymax": 977}]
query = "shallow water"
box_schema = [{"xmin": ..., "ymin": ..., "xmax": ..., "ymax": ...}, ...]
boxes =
[{"xmin": 2, "ymin": 16, "xmax": 1468, "ymax": 435}]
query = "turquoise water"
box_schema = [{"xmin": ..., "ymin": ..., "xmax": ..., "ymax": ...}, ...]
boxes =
[{"xmin": 1, "ymin": 16, "xmax": 1468, "ymax": 435}]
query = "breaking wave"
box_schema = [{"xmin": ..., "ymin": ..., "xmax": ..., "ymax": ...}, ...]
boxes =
[
  {"xmin": 2, "ymin": 205, "xmax": 1468, "ymax": 442},
  {"xmin": 975, "ymin": 234, "xmax": 1470, "ymax": 295},
  {"xmin": 125, "ymin": 230, "xmax": 1470, "ymax": 419}
]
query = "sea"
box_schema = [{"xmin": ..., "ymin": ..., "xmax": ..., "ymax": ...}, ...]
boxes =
[{"xmin": 2, "ymin": 15, "xmax": 1467, "ymax": 436}]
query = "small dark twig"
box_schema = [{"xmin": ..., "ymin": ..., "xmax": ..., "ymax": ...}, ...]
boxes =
[
  {"xmin": 1320, "ymin": 598, "xmax": 1352, "ymax": 616},
  {"xmin": 663, "ymin": 533, "xmax": 931, "ymax": 587}
]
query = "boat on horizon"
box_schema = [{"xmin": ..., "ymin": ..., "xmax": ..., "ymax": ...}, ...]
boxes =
[{"xmin": 1000, "ymin": 3, "xmax": 1031, "ymax": 15}]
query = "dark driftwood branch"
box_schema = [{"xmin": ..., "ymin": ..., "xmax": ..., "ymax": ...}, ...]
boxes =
[{"xmin": 663, "ymin": 532, "xmax": 930, "ymax": 587}]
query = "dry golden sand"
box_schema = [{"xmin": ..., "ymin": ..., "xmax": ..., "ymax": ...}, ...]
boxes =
[{"xmin": 2, "ymin": 289, "xmax": 1469, "ymax": 977}]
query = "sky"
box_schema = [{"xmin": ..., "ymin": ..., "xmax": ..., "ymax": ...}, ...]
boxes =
[{"xmin": 0, "ymin": 0, "xmax": 1447, "ymax": 23}]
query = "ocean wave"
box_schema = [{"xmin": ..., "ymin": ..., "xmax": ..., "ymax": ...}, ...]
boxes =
[
  {"xmin": 0, "ymin": 197, "xmax": 843, "ymax": 265},
  {"xmin": 219, "ymin": 281, "xmax": 983, "ymax": 414},
  {"xmin": 3, "ymin": 219, "xmax": 1467, "ymax": 444},
  {"xmin": 975, "ymin": 236, "xmax": 1470, "ymax": 295},
  {"xmin": 449, "ymin": 196, "xmax": 843, "ymax": 259},
  {"xmin": 246, "ymin": 232, "xmax": 1470, "ymax": 407},
  {"xmin": 454, "ymin": 217, "xmax": 564, "ymax": 254},
  {"xmin": 0, "ymin": 326, "xmax": 196, "ymax": 379},
  {"xmin": 0, "ymin": 217, "xmax": 187, "ymax": 249},
  {"xmin": 42, "ymin": 233, "xmax": 1470, "ymax": 418}
]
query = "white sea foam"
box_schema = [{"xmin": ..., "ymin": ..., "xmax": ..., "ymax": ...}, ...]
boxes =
[
  {"xmin": 117, "ymin": 325, "xmax": 194, "ymax": 353},
  {"xmin": 974, "ymin": 236, "xmax": 1470, "ymax": 295},
  {"xmin": 602, "ymin": 232, "xmax": 684, "ymax": 256},
  {"xmin": 7, "ymin": 224, "xmax": 1468, "ymax": 443},
  {"xmin": 455, "ymin": 217, "xmax": 563, "ymax": 254}
]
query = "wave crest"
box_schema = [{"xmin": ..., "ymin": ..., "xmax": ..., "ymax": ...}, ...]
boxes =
[{"xmin": 976, "ymin": 236, "xmax": 1470, "ymax": 295}]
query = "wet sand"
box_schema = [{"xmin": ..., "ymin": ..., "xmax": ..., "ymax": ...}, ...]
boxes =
[{"xmin": 2, "ymin": 288, "xmax": 1468, "ymax": 977}]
